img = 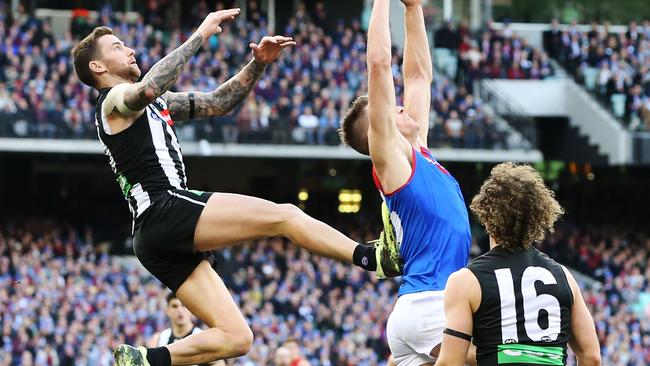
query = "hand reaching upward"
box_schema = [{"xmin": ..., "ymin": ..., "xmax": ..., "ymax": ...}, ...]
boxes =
[
  {"xmin": 250, "ymin": 36, "xmax": 297, "ymax": 65},
  {"xmin": 197, "ymin": 8, "xmax": 241, "ymax": 40}
]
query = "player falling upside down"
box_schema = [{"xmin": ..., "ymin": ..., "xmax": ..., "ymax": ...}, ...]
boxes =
[
  {"xmin": 435, "ymin": 163, "xmax": 601, "ymax": 366},
  {"xmin": 340, "ymin": 0, "xmax": 471, "ymax": 365},
  {"xmin": 71, "ymin": 8, "xmax": 400, "ymax": 366}
]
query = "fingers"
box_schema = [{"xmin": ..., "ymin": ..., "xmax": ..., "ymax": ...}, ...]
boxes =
[
  {"xmin": 259, "ymin": 36, "xmax": 294, "ymax": 46},
  {"xmin": 214, "ymin": 8, "xmax": 240, "ymax": 23},
  {"xmin": 249, "ymin": 43, "xmax": 258, "ymax": 51},
  {"xmin": 217, "ymin": 8, "xmax": 241, "ymax": 18},
  {"xmin": 279, "ymin": 41, "xmax": 297, "ymax": 49},
  {"xmin": 273, "ymin": 36, "xmax": 293, "ymax": 43}
]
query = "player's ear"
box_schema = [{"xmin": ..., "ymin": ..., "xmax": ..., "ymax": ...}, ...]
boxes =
[{"xmin": 89, "ymin": 60, "xmax": 107, "ymax": 74}]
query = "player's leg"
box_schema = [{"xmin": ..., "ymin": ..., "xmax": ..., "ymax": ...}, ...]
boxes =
[
  {"xmin": 114, "ymin": 260, "xmax": 251, "ymax": 366},
  {"xmin": 193, "ymin": 192, "xmax": 359, "ymax": 264},
  {"xmin": 166, "ymin": 260, "xmax": 253, "ymax": 364}
]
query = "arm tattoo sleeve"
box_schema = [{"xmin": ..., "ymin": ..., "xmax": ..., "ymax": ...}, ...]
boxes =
[
  {"xmin": 123, "ymin": 34, "xmax": 203, "ymax": 111},
  {"xmin": 165, "ymin": 59, "xmax": 267, "ymax": 121}
]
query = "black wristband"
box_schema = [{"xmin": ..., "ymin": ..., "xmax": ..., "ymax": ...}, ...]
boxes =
[
  {"xmin": 444, "ymin": 328, "xmax": 472, "ymax": 341},
  {"xmin": 188, "ymin": 92, "xmax": 195, "ymax": 119}
]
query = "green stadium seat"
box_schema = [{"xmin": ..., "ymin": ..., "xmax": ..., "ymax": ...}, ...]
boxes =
[
  {"xmin": 583, "ymin": 67, "xmax": 599, "ymax": 91},
  {"xmin": 611, "ymin": 94, "xmax": 626, "ymax": 118}
]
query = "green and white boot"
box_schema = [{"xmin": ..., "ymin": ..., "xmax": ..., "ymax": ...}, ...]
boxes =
[
  {"xmin": 113, "ymin": 345, "xmax": 151, "ymax": 366},
  {"xmin": 369, "ymin": 202, "xmax": 403, "ymax": 279}
]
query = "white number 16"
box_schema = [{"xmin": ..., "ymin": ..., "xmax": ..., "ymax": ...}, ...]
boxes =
[{"xmin": 494, "ymin": 267, "xmax": 562, "ymax": 343}]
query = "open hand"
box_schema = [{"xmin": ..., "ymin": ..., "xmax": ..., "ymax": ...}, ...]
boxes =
[
  {"xmin": 197, "ymin": 8, "xmax": 240, "ymax": 39},
  {"xmin": 250, "ymin": 36, "xmax": 297, "ymax": 64}
]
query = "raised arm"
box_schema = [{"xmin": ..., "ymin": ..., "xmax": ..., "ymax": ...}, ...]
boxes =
[
  {"xmin": 367, "ymin": 0, "xmax": 412, "ymax": 192},
  {"xmin": 165, "ymin": 36, "xmax": 295, "ymax": 121},
  {"xmin": 401, "ymin": 0, "xmax": 433, "ymax": 144},
  {"xmin": 103, "ymin": 9, "xmax": 240, "ymax": 121}
]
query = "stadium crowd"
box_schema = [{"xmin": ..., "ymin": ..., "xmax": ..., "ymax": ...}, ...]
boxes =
[
  {"xmin": 545, "ymin": 18, "xmax": 650, "ymax": 130},
  {"xmin": 435, "ymin": 20, "xmax": 555, "ymax": 88},
  {"xmin": 0, "ymin": 218, "xmax": 396, "ymax": 366},
  {"xmin": 0, "ymin": 1, "xmax": 510, "ymax": 149},
  {"xmin": 539, "ymin": 225, "xmax": 650, "ymax": 365},
  {"xmin": 1, "ymin": 217, "xmax": 649, "ymax": 365}
]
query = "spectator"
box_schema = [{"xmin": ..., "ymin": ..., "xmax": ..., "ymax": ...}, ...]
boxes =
[
  {"xmin": 274, "ymin": 346, "xmax": 292, "ymax": 366},
  {"xmin": 0, "ymin": 1, "xmax": 516, "ymax": 151},
  {"xmin": 550, "ymin": 18, "xmax": 650, "ymax": 129},
  {"xmin": 298, "ymin": 106, "xmax": 319, "ymax": 145}
]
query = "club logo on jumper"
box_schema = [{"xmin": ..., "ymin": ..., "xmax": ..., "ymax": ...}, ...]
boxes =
[{"xmin": 149, "ymin": 106, "xmax": 174, "ymax": 126}]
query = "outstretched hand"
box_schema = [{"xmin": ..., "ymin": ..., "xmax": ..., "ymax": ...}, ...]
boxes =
[
  {"xmin": 197, "ymin": 8, "xmax": 240, "ymax": 39},
  {"xmin": 250, "ymin": 36, "xmax": 297, "ymax": 64}
]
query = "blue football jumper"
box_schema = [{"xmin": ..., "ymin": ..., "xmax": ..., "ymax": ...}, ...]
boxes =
[{"xmin": 373, "ymin": 147, "xmax": 471, "ymax": 296}]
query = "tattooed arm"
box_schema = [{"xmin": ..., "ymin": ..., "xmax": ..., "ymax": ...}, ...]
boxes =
[
  {"xmin": 165, "ymin": 35, "xmax": 296, "ymax": 121},
  {"xmin": 101, "ymin": 9, "xmax": 241, "ymax": 134},
  {"xmin": 121, "ymin": 9, "xmax": 241, "ymax": 111},
  {"xmin": 121, "ymin": 34, "xmax": 204, "ymax": 111},
  {"xmin": 165, "ymin": 59, "xmax": 266, "ymax": 120}
]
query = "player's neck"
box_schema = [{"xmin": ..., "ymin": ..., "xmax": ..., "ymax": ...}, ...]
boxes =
[
  {"xmin": 489, "ymin": 236, "xmax": 498, "ymax": 250},
  {"xmin": 172, "ymin": 323, "xmax": 194, "ymax": 337},
  {"xmin": 408, "ymin": 136, "xmax": 423, "ymax": 151},
  {"xmin": 97, "ymin": 74, "xmax": 135, "ymax": 89}
]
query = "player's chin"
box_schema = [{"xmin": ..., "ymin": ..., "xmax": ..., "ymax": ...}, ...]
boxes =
[{"xmin": 130, "ymin": 67, "xmax": 142, "ymax": 80}]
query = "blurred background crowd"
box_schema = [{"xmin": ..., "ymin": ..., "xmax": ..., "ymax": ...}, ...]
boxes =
[
  {"xmin": 0, "ymin": 1, "xmax": 512, "ymax": 149},
  {"xmin": 1, "ymin": 217, "xmax": 649, "ymax": 366},
  {"xmin": 544, "ymin": 18, "xmax": 650, "ymax": 130}
]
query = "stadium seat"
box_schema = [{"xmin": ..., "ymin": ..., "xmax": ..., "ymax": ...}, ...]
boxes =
[
  {"xmin": 611, "ymin": 94, "xmax": 626, "ymax": 118},
  {"xmin": 582, "ymin": 67, "xmax": 599, "ymax": 91}
]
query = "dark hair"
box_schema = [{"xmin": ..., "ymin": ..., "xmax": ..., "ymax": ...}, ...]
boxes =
[
  {"xmin": 71, "ymin": 26, "xmax": 114, "ymax": 88},
  {"xmin": 166, "ymin": 292, "xmax": 177, "ymax": 304},
  {"xmin": 470, "ymin": 162, "xmax": 564, "ymax": 250},
  {"xmin": 339, "ymin": 95, "xmax": 369, "ymax": 156}
]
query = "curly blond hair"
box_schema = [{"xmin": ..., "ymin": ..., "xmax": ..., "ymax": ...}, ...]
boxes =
[{"xmin": 470, "ymin": 162, "xmax": 564, "ymax": 250}]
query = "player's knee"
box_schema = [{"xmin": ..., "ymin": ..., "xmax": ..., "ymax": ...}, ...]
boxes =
[
  {"xmin": 229, "ymin": 327, "xmax": 254, "ymax": 357},
  {"xmin": 274, "ymin": 203, "xmax": 304, "ymax": 226}
]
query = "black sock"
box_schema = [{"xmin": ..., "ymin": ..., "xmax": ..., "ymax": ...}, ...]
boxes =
[
  {"xmin": 146, "ymin": 347, "xmax": 171, "ymax": 366},
  {"xmin": 353, "ymin": 244, "xmax": 377, "ymax": 271}
]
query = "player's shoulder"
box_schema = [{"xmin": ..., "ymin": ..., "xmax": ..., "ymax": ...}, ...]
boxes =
[
  {"xmin": 445, "ymin": 268, "xmax": 481, "ymax": 308},
  {"xmin": 446, "ymin": 268, "xmax": 478, "ymax": 290}
]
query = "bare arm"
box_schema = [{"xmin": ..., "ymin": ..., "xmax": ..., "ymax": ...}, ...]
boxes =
[
  {"xmin": 367, "ymin": 0, "xmax": 412, "ymax": 193},
  {"xmin": 562, "ymin": 266, "xmax": 601, "ymax": 366},
  {"xmin": 435, "ymin": 269, "xmax": 479, "ymax": 366},
  {"xmin": 401, "ymin": 0, "xmax": 433, "ymax": 144},
  {"xmin": 102, "ymin": 9, "xmax": 240, "ymax": 134},
  {"xmin": 122, "ymin": 34, "xmax": 204, "ymax": 111},
  {"xmin": 121, "ymin": 9, "xmax": 240, "ymax": 112},
  {"xmin": 164, "ymin": 35, "xmax": 294, "ymax": 121},
  {"xmin": 164, "ymin": 59, "xmax": 267, "ymax": 121}
]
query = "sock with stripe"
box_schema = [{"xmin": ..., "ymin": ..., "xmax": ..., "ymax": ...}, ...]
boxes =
[
  {"xmin": 146, "ymin": 346, "xmax": 171, "ymax": 366},
  {"xmin": 353, "ymin": 244, "xmax": 377, "ymax": 271}
]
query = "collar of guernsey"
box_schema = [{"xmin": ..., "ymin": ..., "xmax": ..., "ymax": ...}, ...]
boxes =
[{"xmin": 372, "ymin": 146, "xmax": 471, "ymax": 296}]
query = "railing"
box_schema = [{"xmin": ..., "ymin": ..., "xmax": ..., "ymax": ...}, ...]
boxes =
[{"xmin": 477, "ymin": 80, "xmax": 538, "ymax": 149}]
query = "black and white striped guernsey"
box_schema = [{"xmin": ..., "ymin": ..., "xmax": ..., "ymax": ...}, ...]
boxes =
[
  {"xmin": 467, "ymin": 247, "xmax": 573, "ymax": 366},
  {"xmin": 157, "ymin": 327, "xmax": 202, "ymax": 347},
  {"xmin": 95, "ymin": 87, "xmax": 187, "ymax": 218}
]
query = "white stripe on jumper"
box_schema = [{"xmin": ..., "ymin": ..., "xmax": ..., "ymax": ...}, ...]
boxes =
[
  {"xmin": 148, "ymin": 106, "xmax": 183, "ymax": 189},
  {"xmin": 131, "ymin": 183, "xmax": 151, "ymax": 216},
  {"xmin": 167, "ymin": 190, "xmax": 206, "ymax": 207}
]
